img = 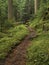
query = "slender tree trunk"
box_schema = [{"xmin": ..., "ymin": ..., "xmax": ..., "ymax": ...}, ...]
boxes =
[
  {"xmin": 34, "ymin": 0, "xmax": 38, "ymax": 14},
  {"xmin": 8, "ymin": 0, "xmax": 13, "ymax": 20}
]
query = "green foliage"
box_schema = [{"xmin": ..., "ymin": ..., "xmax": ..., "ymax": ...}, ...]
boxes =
[
  {"xmin": 26, "ymin": 32, "xmax": 49, "ymax": 65},
  {"xmin": 0, "ymin": 25, "xmax": 29, "ymax": 59},
  {"xmin": 0, "ymin": 20, "xmax": 15, "ymax": 32},
  {"xmin": 0, "ymin": 0, "xmax": 34, "ymax": 31},
  {"xmin": 27, "ymin": 0, "xmax": 49, "ymax": 65},
  {"xmin": 0, "ymin": 0, "xmax": 8, "ymax": 21},
  {"xmin": 0, "ymin": 0, "xmax": 34, "ymax": 22}
]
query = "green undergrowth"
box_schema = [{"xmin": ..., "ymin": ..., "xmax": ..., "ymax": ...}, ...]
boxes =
[
  {"xmin": 26, "ymin": 10, "xmax": 49, "ymax": 65},
  {"xmin": 26, "ymin": 31, "xmax": 49, "ymax": 65},
  {"xmin": 30, "ymin": 18, "xmax": 49, "ymax": 34},
  {"xmin": 0, "ymin": 24, "xmax": 29, "ymax": 59}
]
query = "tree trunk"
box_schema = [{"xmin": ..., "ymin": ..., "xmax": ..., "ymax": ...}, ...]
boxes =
[
  {"xmin": 34, "ymin": 0, "xmax": 37, "ymax": 14},
  {"xmin": 8, "ymin": 0, "xmax": 13, "ymax": 20}
]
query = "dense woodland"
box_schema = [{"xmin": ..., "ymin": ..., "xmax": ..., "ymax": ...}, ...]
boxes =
[{"xmin": 0, "ymin": 0, "xmax": 49, "ymax": 65}]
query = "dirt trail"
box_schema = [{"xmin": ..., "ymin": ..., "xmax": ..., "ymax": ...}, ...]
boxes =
[{"xmin": 0, "ymin": 27, "xmax": 36, "ymax": 65}]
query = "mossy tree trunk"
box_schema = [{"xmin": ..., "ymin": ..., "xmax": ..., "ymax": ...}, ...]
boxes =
[
  {"xmin": 34, "ymin": 0, "xmax": 38, "ymax": 14},
  {"xmin": 8, "ymin": 0, "xmax": 14, "ymax": 20}
]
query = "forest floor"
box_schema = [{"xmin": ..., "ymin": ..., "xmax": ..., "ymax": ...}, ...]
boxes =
[{"xmin": 0, "ymin": 26, "xmax": 36, "ymax": 65}]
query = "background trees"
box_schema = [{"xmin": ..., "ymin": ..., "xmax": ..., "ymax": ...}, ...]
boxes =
[
  {"xmin": 0, "ymin": 0, "xmax": 34, "ymax": 23},
  {"xmin": 0, "ymin": 0, "xmax": 49, "ymax": 29}
]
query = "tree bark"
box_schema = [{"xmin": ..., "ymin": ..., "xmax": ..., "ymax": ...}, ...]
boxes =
[
  {"xmin": 8, "ymin": 0, "xmax": 13, "ymax": 20},
  {"xmin": 34, "ymin": 0, "xmax": 38, "ymax": 14}
]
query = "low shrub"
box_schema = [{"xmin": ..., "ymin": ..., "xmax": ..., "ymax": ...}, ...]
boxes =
[{"xmin": 26, "ymin": 32, "xmax": 49, "ymax": 65}]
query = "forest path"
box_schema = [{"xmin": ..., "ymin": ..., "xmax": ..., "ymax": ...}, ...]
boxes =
[{"xmin": 4, "ymin": 26, "xmax": 36, "ymax": 65}]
